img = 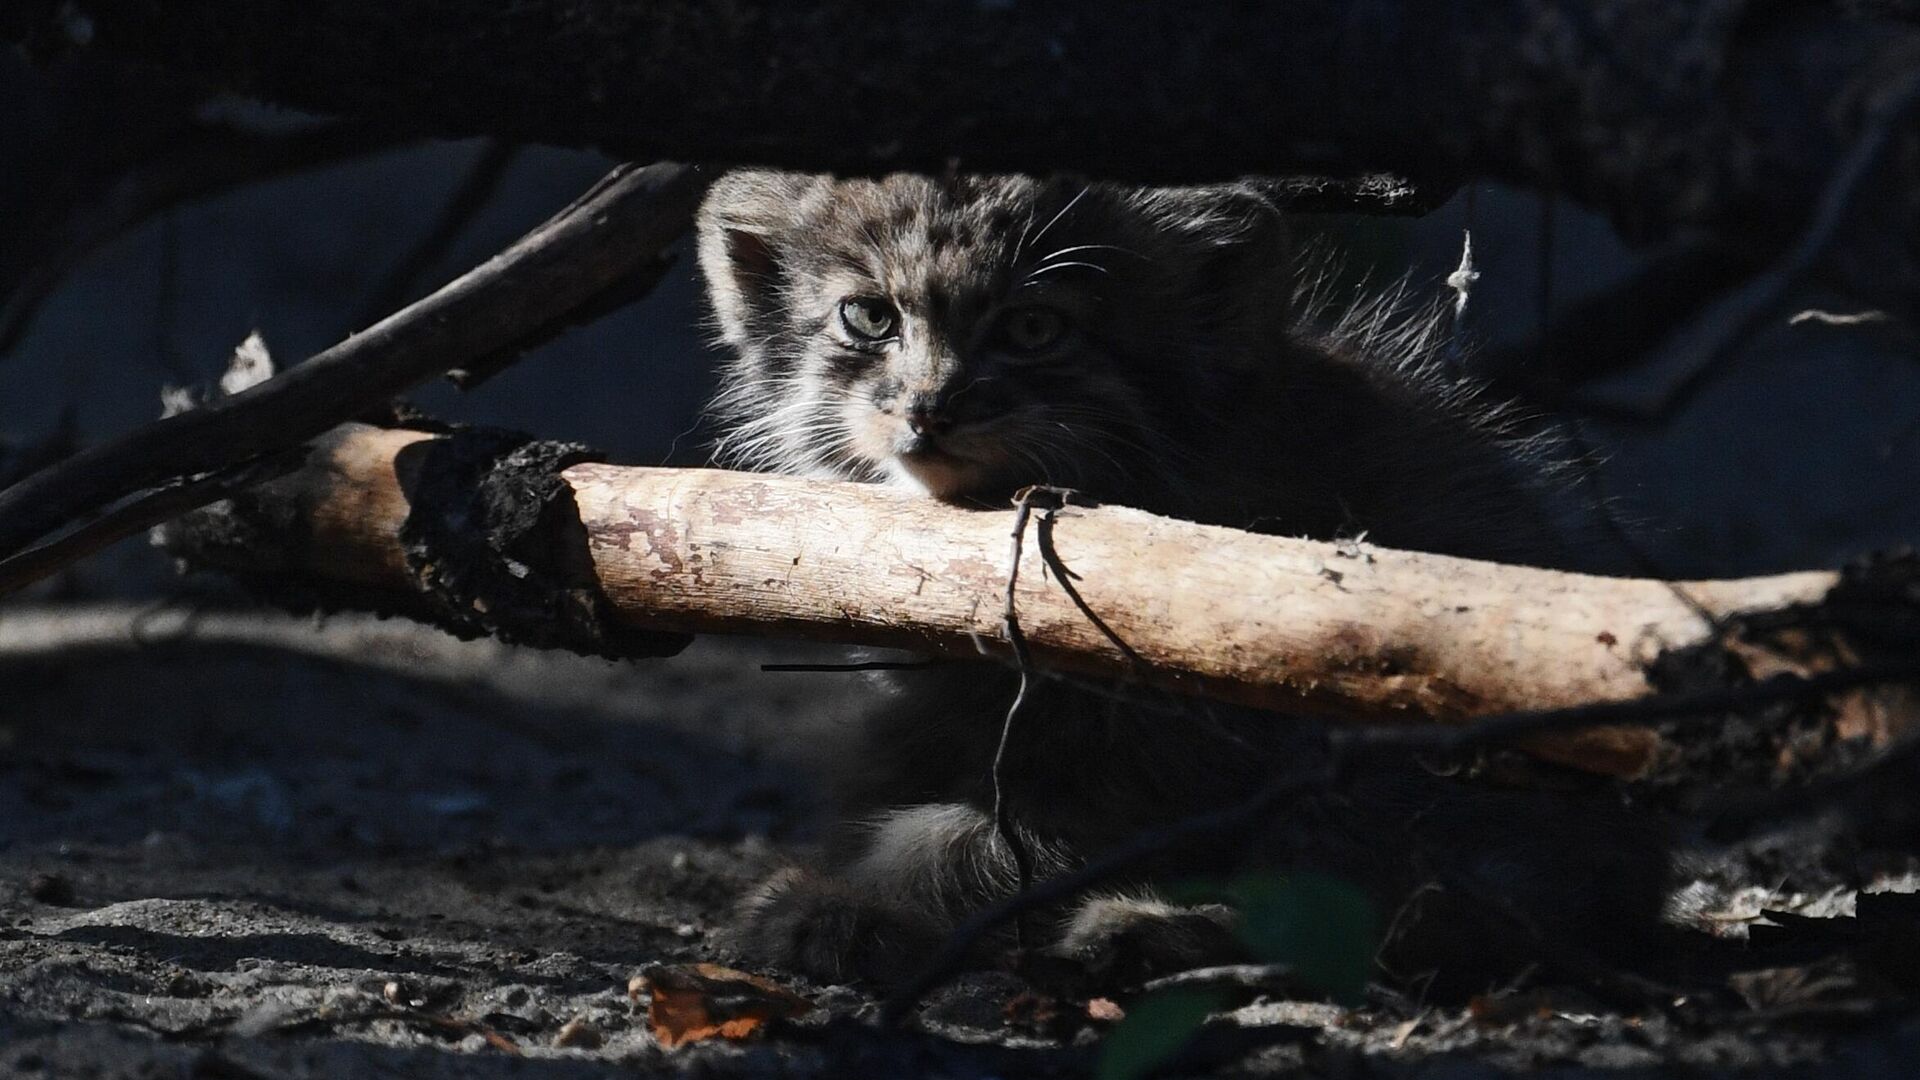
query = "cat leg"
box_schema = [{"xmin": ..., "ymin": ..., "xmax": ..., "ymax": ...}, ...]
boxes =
[
  {"xmin": 736, "ymin": 803, "xmax": 1068, "ymax": 985},
  {"xmin": 1054, "ymin": 893, "xmax": 1243, "ymax": 987},
  {"xmin": 734, "ymin": 865, "xmax": 947, "ymax": 986}
]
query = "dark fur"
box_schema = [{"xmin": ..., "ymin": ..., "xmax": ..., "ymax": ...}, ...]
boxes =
[{"xmin": 698, "ymin": 170, "xmax": 1666, "ymax": 994}]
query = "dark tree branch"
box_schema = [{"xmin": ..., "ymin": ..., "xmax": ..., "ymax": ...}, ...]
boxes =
[
  {"xmin": 7, "ymin": 2, "xmax": 1916, "ymax": 244},
  {"xmin": 1567, "ymin": 68, "xmax": 1920, "ymax": 420},
  {"xmin": 0, "ymin": 161, "xmax": 706, "ymax": 563},
  {"xmin": 0, "ymin": 451, "xmax": 300, "ymax": 598}
]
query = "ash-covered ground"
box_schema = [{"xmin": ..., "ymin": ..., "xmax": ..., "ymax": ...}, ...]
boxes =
[{"xmin": 4, "ymin": 603, "xmax": 1920, "ymax": 1079}]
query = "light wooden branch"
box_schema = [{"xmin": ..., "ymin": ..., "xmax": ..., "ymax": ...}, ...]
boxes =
[{"xmin": 164, "ymin": 424, "xmax": 1864, "ymax": 778}]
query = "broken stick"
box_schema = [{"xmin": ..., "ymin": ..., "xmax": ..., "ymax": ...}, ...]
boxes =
[
  {"xmin": 158, "ymin": 423, "xmax": 1882, "ymax": 778},
  {"xmin": 0, "ymin": 161, "xmax": 704, "ymax": 566}
]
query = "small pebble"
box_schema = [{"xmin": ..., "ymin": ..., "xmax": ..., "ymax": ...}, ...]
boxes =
[
  {"xmin": 383, "ymin": 980, "xmax": 427, "ymax": 1008},
  {"xmin": 553, "ymin": 1014, "xmax": 603, "ymax": 1049}
]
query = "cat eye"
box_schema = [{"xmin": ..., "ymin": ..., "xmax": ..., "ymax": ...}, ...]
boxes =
[
  {"xmin": 998, "ymin": 305, "xmax": 1069, "ymax": 354},
  {"xmin": 838, "ymin": 297, "xmax": 899, "ymax": 342}
]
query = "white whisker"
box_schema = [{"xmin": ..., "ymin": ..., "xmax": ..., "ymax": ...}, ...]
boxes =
[
  {"xmin": 1019, "ymin": 185, "xmax": 1090, "ymax": 259},
  {"xmin": 1029, "ymin": 243, "xmax": 1145, "ymax": 266},
  {"xmin": 1025, "ymin": 260, "xmax": 1110, "ymax": 279}
]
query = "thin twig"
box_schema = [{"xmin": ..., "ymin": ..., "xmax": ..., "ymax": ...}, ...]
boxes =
[
  {"xmin": 1029, "ymin": 493, "xmax": 1149, "ymax": 674},
  {"xmin": 0, "ymin": 451, "xmax": 302, "ymax": 598},
  {"xmin": 988, "ymin": 484, "xmax": 1149, "ymax": 952},
  {"xmin": 991, "ymin": 488, "xmax": 1049, "ymax": 951},
  {"xmin": 1588, "ymin": 67, "xmax": 1920, "ymax": 421},
  {"xmin": 445, "ymin": 250, "xmax": 677, "ymax": 392},
  {"xmin": 1788, "ymin": 308, "xmax": 1893, "ymax": 326},
  {"xmin": 1138, "ymin": 963, "xmax": 1299, "ymax": 996}
]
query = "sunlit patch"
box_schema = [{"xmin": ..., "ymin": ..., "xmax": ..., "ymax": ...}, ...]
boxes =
[
  {"xmin": 843, "ymin": 397, "xmax": 998, "ymax": 498},
  {"xmin": 886, "ymin": 447, "xmax": 991, "ymax": 499}
]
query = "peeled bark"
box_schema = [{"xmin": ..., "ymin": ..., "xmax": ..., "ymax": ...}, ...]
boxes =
[{"xmin": 165, "ymin": 424, "xmax": 1871, "ymax": 778}]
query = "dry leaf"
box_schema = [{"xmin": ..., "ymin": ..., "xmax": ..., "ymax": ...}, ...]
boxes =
[
  {"xmin": 1467, "ymin": 989, "xmax": 1555, "ymax": 1026},
  {"xmin": 1004, "ymin": 991, "xmax": 1073, "ymax": 1038},
  {"xmin": 636, "ymin": 963, "xmax": 811, "ymax": 1048}
]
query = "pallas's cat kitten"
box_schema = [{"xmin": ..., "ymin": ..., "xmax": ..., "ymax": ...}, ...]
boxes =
[{"xmin": 697, "ymin": 170, "xmax": 1637, "ymax": 988}]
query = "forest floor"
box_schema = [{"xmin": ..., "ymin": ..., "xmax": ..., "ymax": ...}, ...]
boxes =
[{"xmin": 2, "ymin": 602, "xmax": 1918, "ymax": 1079}]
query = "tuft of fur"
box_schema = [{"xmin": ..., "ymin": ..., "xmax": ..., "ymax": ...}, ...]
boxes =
[
  {"xmin": 699, "ymin": 169, "xmax": 1589, "ymax": 565},
  {"xmin": 698, "ymin": 170, "xmax": 1658, "ymax": 993}
]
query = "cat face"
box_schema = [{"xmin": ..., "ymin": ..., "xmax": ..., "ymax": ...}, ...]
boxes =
[{"xmin": 698, "ymin": 170, "xmax": 1292, "ymax": 502}]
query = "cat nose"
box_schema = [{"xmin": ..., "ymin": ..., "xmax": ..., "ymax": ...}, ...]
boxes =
[{"xmin": 905, "ymin": 404, "xmax": 953, "ymax": 437}]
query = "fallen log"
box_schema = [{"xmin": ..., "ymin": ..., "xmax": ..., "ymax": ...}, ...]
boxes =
[
  {"xmin": 12, "ymin": 1, "xmax": 1916, "ymax": 244},
  {"xmin": 157, "ymin": 423, "xmax": 1914, "ymax": 779}
]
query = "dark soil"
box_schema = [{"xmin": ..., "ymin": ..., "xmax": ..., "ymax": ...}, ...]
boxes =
[{"xmin": 2, "ymin": 602, "xmax": 1918, "ymax": 1078}]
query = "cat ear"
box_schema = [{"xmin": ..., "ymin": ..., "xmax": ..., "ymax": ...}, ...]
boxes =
[
  {"xmin": 1188, "ymin": 183, "xmax": 1296, "ymax": 339},
  {"xmin": 696, "ymin": 170, "xmax": 819, "ymax": 348},
  {"xmin": 1130, "ymin": 182, "xmax": 1295, "ymax": 344}
]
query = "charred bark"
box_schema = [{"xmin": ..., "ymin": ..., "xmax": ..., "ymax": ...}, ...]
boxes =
[
  {"xmin": 7, "ymin": 3, "xmax": 1918, "ymax": 243},
  {"xmin": 159, "ymin": 423, "xmax": 1920, "ymax": 780}
]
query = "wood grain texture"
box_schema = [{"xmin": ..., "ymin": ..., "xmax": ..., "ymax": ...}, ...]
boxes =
[{"xmin": 196, "ymin": 426, "xmax": 1847, "ymax": 778}]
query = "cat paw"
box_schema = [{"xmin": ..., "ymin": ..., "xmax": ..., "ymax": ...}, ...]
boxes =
[
  {"xmin": 1055, "ymin": 895, "xmax": 1242, "ymax": 988},
  {"xmin": 732, "ymin": 867, "xmax": 946, "ymax": 987}
]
